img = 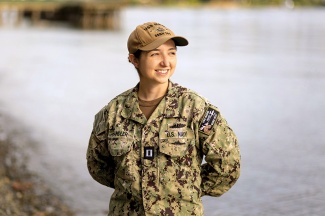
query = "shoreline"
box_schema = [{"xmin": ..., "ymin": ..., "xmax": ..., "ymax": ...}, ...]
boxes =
[{"xmin": 0, "ymin": 112, "xmax": 75, "ymax": 216}]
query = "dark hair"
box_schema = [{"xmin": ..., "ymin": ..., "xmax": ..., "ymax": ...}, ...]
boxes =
[
  {"xmin": 133, "ymin": 50, "xmax": 142, "ymax": 59},
  {"xmin": 128, "ymin": 49, "xmax": 142, "ymax": 63}
]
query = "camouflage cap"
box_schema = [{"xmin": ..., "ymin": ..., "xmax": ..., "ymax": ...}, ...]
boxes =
[{"xmin": 127, "ymin": 22, "xmax": 189, "ymax": 54}]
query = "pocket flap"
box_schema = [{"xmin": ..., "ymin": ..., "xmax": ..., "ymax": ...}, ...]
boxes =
[
  {"xmin": 159, "ymin": 138, "xmax": 194, "ymax": 157},
  {"xmin": 108, "ymin": 138, "xmax": 131, "ymax": 156}
]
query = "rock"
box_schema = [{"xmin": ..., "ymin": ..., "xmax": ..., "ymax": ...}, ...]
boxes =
[{"xmin": 12, "ymin": 181, "xmax": 34, "ymax": 191}]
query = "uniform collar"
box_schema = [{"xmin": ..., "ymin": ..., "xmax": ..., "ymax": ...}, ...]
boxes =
[
  {"xmin": 121, "ymin": 81, "xmax": 181, "ymax": 124},
  {"xmin": 121, "ymin": 84, "xmax": 147, "ymax": 124},
  {"xmin": 164, "ymin": 81, "xmax": 182, "ymax": 118}
]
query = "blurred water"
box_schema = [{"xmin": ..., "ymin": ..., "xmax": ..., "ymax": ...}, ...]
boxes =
[{"xmin": 1, "ymin": 6, "xmax": 325, "ymax": 216}]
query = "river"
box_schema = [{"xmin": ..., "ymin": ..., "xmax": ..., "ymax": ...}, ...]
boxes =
[{"xmin": 0, "ymin": 6, "xmax": 325, "ymax": 216}]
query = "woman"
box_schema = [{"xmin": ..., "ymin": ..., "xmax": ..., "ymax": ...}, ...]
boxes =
[{"xmin": 87, "ymin": 22, "xmax": 240, "ymax": 216}]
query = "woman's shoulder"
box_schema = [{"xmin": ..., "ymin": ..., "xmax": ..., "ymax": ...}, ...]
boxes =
[
  {"xmin": 95, "ymin": 86, "xmax": 136, "ymax": 115},
  {"xmin": 170, "ymin": 82, "xmax": 208, "ymax": 104}
]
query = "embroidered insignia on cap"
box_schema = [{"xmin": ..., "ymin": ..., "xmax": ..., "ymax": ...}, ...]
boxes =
[
  {"xmin": 199, "ymin": 107, "xmax": 219, "ymax": 135},
  {"xmin": 144, "ymin": 147, "xmax": 154, "ymax": 160},
  {"xmin": 156, "ymin": 27, "xmax": 165, "ymax": 32}
]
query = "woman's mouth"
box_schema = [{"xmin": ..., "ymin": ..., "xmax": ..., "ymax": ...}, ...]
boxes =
[{"xmin": 156, "ymin": 69, "xmax": 168, "ymax": 75}]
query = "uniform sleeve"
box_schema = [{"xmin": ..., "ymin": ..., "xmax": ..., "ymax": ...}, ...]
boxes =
[
  {"xmin": 199, "ymin": 104, "xmax": 240, "ymax": 197},
  {"xmin": 86, "ymin": 107, "xmax": 115, "ymax": 188}
]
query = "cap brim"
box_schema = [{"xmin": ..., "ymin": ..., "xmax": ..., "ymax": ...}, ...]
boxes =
[{"xmin": 139, "ymin": 36, "xmax": 188, "ymax": 51}]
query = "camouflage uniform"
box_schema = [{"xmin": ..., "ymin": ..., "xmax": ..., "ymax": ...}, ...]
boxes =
[{"xmin": 87, "ymin": 81, "xmax": 240, "ymax": 216}]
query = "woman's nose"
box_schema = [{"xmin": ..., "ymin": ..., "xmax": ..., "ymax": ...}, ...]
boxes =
[{"xmin": 160, "ymin": 55, "xmax": 170, "ymax": 67}]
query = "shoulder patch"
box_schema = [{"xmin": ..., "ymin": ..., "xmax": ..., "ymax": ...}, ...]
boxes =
[{"xmin": 199, "ymin": 106, "xmax": 219, "ymax": 135}]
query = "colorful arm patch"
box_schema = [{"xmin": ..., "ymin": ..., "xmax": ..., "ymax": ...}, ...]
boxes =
[{"xmin": 199, "ymin": 106, "xmax": 219, "ymax": 135}]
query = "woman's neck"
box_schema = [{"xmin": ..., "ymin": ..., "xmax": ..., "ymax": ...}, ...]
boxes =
[{"xmin": 138, "ymin": 81, "xmax": 168, "ymax": 101}]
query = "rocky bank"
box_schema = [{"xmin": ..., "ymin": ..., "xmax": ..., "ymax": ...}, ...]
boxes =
[{"xmin": 0, "ymin": 113, "xmax": 75, "ymax": 216}]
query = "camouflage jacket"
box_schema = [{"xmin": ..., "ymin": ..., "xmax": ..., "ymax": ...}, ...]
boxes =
[{"xmin": 87, "ymin": 81, "xmax": 240, "ymax": 216}]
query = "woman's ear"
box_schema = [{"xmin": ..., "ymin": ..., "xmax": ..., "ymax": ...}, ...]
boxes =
[{"xmin": 128, "ymin": 54, "xmax": 139, "ymax": 68}]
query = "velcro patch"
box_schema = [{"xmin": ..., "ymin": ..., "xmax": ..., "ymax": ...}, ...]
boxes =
[
  {"xmin": 144, "ymin": 147, "xmax": 154, "ymax": 160},
  {"xmin": 199, "ymin": 107, "xmax": 219, "ymax": 135}
]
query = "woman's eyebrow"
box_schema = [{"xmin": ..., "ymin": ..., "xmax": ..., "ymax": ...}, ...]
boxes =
[{"xmin": 151, "ymin": 47, "xmax": 177, "ymax": 52}]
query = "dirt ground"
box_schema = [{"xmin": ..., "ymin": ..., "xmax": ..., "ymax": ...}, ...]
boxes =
[{"xmin": 0, "ymin": 113, "xmax": 75, "ymax": 216}]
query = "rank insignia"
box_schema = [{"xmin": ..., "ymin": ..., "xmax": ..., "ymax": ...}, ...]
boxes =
[{"xmin": 144, "ymin": 147, "xmax": 154, "ymax": 160}]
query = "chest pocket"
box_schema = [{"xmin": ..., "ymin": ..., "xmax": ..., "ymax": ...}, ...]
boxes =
[
  {"xmin": 159, "ymin": 121, "xmax": 196, "ymax": 157},
  {"xmin": 107, "ymin": 131, "xmax": 132, "ymax": 157}
]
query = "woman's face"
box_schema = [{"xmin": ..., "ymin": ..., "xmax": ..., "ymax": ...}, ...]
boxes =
[{"xmin": 130, "ymin": 39, "xmax": 177, "ymax": 87}]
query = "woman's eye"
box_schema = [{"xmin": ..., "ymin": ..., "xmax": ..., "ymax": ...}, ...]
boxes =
[{"xmin": 151, "ymin": 53, "xmax": 159, "ymax": 56}]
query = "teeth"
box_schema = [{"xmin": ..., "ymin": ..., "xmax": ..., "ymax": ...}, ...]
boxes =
[{"xmin": 156, "ymin": 70, "xmax": 168, "ymax": 73}]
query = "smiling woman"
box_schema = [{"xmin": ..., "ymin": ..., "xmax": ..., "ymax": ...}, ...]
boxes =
[
  {"xmin": 129, "ymin": 39, "xmax": 178, "ymax": 98},
  {"xmin": 86, "ymin": 21, "xmax": 240, "ymax": 216},
  {"xmin": 0, "ymin": 7, "xmax": 324, "ymax": 215}
]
